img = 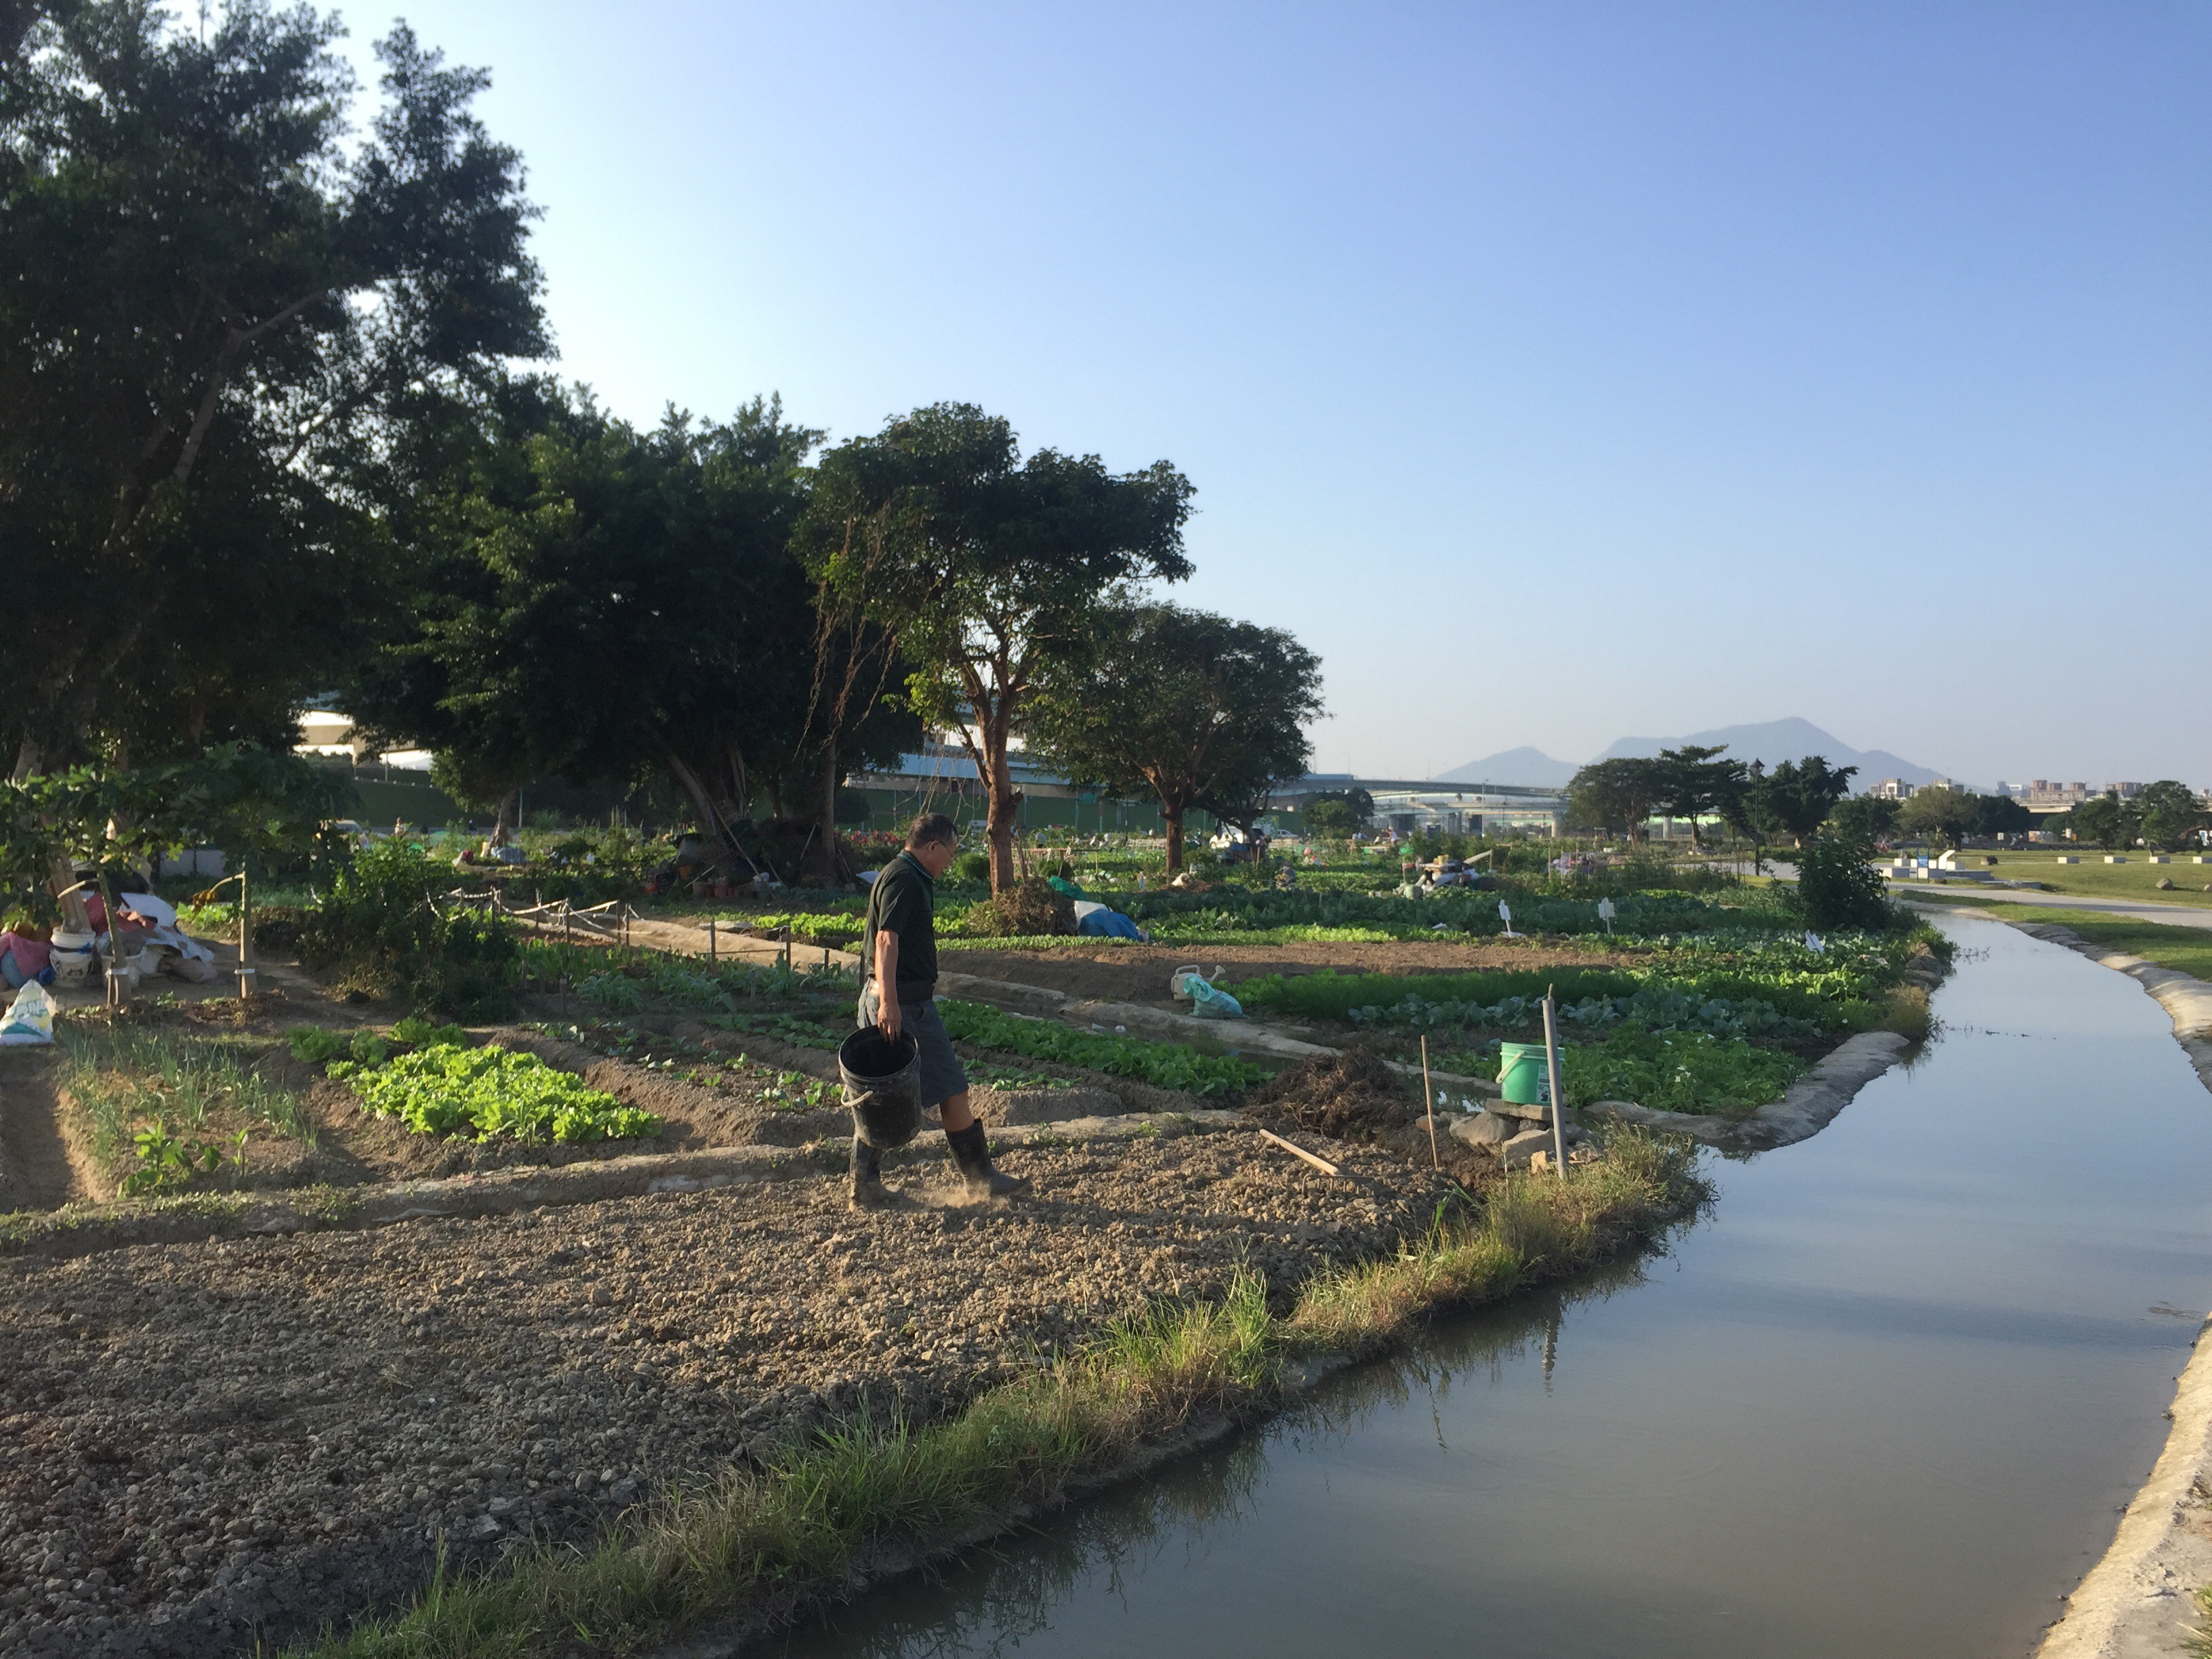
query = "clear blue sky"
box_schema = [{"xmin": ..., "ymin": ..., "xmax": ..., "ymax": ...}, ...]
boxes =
[{"xmin": 335, "ymin": 2, "xmax": 2209, "ymax": 788}]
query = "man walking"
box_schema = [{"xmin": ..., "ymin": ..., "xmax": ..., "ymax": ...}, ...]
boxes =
[{"xmin": 855, "ymin": 814, "xmax": 1028, "ymax": 1207}]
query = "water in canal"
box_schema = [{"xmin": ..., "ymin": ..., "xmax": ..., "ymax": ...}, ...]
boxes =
[{"xmin": 773, "ymin": 914, "xmax": 2212, "ymax": 1658}]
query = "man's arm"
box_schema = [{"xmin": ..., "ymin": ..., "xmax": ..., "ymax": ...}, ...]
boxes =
[{"xmin": 874, "ymin": 928, "xmax": 901, "ymax": 1040}]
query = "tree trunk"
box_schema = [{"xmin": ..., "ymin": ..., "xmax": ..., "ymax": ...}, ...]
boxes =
[
  {"xmin": 983, "ymin": 722, "xmax": 1021, "ymax": 895},
  {"xmin": 1162, "ymin": 802, "xmax": 1185, "ymax": 874},
  {"xmin": 801, "ymin": 741, "xmax": 842, "ymax": 887},
  {"xmin": 492, "ymin": 785, "xmax": 520, "ymax": 846}
]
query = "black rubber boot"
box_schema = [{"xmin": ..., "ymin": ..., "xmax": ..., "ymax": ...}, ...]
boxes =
[
  {"xmin": 946, "ymin": 1122, "xmax": 1030, "ymax": 1199},
  {"xmin": 848, "ymin": 1132, "xmax": 897, "ymax": 1209}
]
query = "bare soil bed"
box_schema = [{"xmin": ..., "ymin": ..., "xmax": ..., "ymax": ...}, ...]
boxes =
[
  {"xmin": 0, "ymin": 1132, "xmax": 1456, "ymax": 1658},
  {"xmin": 947, "ymin": 938, "xmax": 1637, "ymax": 1008}
]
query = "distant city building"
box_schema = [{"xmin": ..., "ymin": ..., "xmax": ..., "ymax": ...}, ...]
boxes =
[
  {"xmin": 2109, "ymin": 781, "xmax": 2143, "ymax": 798},
  {"xmin": 1872, "ymin": 777, "xmax": 1911, "ymax": 800}
]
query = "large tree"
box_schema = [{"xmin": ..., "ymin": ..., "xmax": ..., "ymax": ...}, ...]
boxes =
[
  {"xmin": 1, "ymin": 3, "xmax": 546, "ymax": 774},
  {"xmin": 1650, "ymin": 745, "xmax": 1747, "ymax": 850},
  {"xmin": 1025, "ymin": 603, "xmax": 1322, "ymax": 874},
  {"xmin": 1896, "ymin": 785, "xmax": 1981, "ymax": 849},
  {"xmin": 2066, "ymin": 790, "xmax": 2139, "ymax": 851},
  {"xmin": 802, "ymin": 405, "xmax": 1194, "ymax": 891},
  {"xmin": 1563, "ymin": 757, "xmax": 1664, "ymax": 840},
  {"xmin": 2133, "ymin": 780, "xmax": 2207, "ymax": 851},
  {"xmin": 354, "ymin": 386, "xmax": 920, "ymax": 877},
  {"xmin": 1827, "ymin": 793, "xmax": 1901, "ymax": 847},
  {"xmin": 1753, "ymin": 756, "xmax": 1859, "ymax": 845}
]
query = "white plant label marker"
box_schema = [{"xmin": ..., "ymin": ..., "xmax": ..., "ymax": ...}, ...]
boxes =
[{"xmin": 1499, "ymin": 899, "xmax": 1518, "ymax": 939}]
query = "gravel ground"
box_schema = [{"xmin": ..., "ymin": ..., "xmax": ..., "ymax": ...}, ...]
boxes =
[{"xmin": 0, "ymin": 1130, "xmax": 1454, "ymax": 1658}]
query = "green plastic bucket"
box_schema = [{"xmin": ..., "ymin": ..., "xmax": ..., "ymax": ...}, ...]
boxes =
[{"xmin": 1497, "ymin": 1042, "xmax": 1552, "ymax": 1106}]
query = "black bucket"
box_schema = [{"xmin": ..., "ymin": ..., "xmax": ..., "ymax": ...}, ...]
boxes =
[{"xmin": 838, "ymin": 1027, "xmax": 922, "ymax": 1149}]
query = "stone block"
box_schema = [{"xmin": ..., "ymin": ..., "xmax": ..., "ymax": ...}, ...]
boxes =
[
  {"xmin": 2055, "ymin": 856, "xmax": 2080, "ymax": 865},
  {"xmin": 1449, "ymin": 1110, "xmax": 1517, "ymax": 1148},
  {"xmin": 1499, "ymin": 1128, "xmax": 1552, "ymax": 1170},
  {"xmin": 2105, "ymin": 855, "xmax": 2127, "ymax": 864}
]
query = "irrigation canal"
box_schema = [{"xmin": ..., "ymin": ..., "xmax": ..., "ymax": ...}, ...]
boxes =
[{"xmin": 768, "ymin": 914, "xmax": 2212, "ymax": 1659}]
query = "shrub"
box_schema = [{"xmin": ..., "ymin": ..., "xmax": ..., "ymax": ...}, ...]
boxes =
[
  {"xmin": 960, "ymin": 878, "xmax": 1076, "ymax": 938},
  {"xmin": 298, "ymin": 840, "xmax": 520, "ymax": 1019},
  {"xmin": 953, "ymin": 850, "xmax": 992, "ymax": 884},
  {"xmin": 1795, "ymin": 834, "xmax": 1894, "ymax": 933}
]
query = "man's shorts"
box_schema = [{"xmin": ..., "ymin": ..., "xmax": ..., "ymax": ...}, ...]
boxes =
[{"xmin": 857, "ymin": 983, "xmax": 968, "ymax": 1106}]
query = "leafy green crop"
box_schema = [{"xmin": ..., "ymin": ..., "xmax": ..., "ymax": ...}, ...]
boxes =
[
  {"xmin": 1231, "ymin": 930, "xmax": 1921, "ymax": 1036},
  {"xmin": 1561, "ymin": 1026, "xmax": 1809, "ymax": 1117},
  {"xmin": 937, "ymin": 1000, "xmax": 1269, "ymax": 1097},
  {"xmin": 345, "ymin": 1044, "xmax": 661, "ymax": 1143}
]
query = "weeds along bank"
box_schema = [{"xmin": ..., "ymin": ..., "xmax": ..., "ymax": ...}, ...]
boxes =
[
  {"xmin": 0, "ymin": 1077, "xmax": 1706, "ymax": 1659},
  {"xmin": 272, "ymin": 1137, "xmax": 1706, "ymax": 1659}
]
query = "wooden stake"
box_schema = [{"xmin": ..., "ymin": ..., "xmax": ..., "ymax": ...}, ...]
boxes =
[
  {"xmin": 707, "ymin": 917, "xmax": 716, "ymax": 963},
  {"xmin": 1421, "ymin": 1034, "xmax": 1439, "ymax": 1170},
  {"xmin": 1257, "ymin": 1128, "xmax": 1343, "ymax": 1178},
  {"xmin": 1542, "ymin": 987, "xmax": 1568, "ymax": 1176}
]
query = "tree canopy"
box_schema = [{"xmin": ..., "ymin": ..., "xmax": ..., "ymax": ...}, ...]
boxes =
[
  {"xmin": 802, "ymin": 404, "xmax": 1194, "ymax": 890},
  {"xmin": 1, "ymin": 1, "xmax": 546, "ymax": 774},
  {"xmin": 348, "ymin": 385, "xmax": 920, "ymax": 872},
  {"xmin": 1025, "ymin": 602, "xmax": 1322, "ymax": 873},
  {"xmin": 1563, "ymin": 757, "xmax": 1664, "ymax": 840}
]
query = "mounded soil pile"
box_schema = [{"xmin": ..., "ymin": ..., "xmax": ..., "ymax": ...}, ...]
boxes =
[
  {"xmin": 948, "ymin": 939, "xmax": 1638, "ymax": 1010},
  {"xmin": 0, "ymin": 1134, "xmax": 1453, "ymax": 1659},
  {"xmin": 1246, "ymin": 1048, "xmax": 1414, "ymax": 1143},
  {"xmin": 1245, "ymin": 1050, "xmax": 1495, "ymax": 1185}
]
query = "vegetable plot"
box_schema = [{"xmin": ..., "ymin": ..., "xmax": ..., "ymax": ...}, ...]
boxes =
[{"xmin": 342, "ymin": 1044, "xmax": 661, "ymax": 1143}]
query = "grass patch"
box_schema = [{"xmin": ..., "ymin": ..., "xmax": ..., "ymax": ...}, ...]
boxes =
[
  {"xmin": 1961, "ymin": 852, "xmax": 2212, "ymax": 911},
  {"xmin": 1913, "ymin": 900, "xmax": 2212, "ymax": 982},
  {"xmin": 58, "ymin": 1019, "xmax": 311, "ymax": 1175},
  {"xmin": 286, "ymin": 1132, "xmax": 1706, "ymax": 1659}
]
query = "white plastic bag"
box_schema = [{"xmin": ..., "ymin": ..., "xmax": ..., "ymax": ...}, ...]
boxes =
[{"xmin": 0, "ymin": 980, "xmax": 56, "ymax": 1045}]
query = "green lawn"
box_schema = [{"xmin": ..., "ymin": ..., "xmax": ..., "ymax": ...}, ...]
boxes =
[
  {"xmin": 1924, "ymin": 850, "xmax": 2212, "ymax": 910},
  {"xmin": 1913, "ymin": 897, "xmax": 2212, "ymax": 981}
]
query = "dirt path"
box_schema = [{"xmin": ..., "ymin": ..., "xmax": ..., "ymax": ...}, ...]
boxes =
[
  {"xmin": 947, "ymin": 938, "xmax": 1637, "ymax": 1008},
  {"xmin": 0, "ymin": 1053, "xmax": 99, "ymax": 1212}
]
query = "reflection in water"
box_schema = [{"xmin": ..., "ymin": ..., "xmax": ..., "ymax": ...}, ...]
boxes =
[
  {"xmin": 773, "ymin": 918, "xmax": 2212, "ymax": 1659},
  {"xmin": 774, "ymin": 1251, "xmax": 1669, "ymax": 1659}
]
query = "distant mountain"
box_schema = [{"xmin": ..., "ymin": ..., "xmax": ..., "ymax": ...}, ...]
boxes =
[
  {"xmin": 1593, "ymin": 718, "xmax": 1947, "ymax": 790},
  {"xmin": 1436, "ymin": 747, "xmax": 1582, "ymax": 787}
]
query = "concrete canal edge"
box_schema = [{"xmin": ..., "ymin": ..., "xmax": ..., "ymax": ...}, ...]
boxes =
[
  {"xmin": 1966, "ymin": 918, "xmax": 2212, "ymax": 1658},
  {"xmin": 1584, "ymin": 1029, "xmax": 1916, "ymax": 1150}
]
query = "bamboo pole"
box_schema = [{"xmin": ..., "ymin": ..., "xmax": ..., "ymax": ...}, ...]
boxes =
[
  {"xmin": 1257, "ymin": 1128, "xmax": 1342, "ymax": 1179},
  {"xmin": 1421, "ymin": 1033, "xmax": 1439, "ymax": 1170},
  {"xmin": 1542, "ymin": 987, "xmax": 1568, "ymax": 1176}
]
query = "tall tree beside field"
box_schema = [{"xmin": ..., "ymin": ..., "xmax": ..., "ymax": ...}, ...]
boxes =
[
  {"xmin": 1563, "ymin": 757, "xmax": 1664, "ymax": 840},
  {"xmin": 1896, "ymin": 785, "xmax": 1982, "ymax": 849},
  {"xmin": 1650, "ymin": 745, "xmax": 1748, "ymax": 850},
  {"xmin": 1753, "ymin": 756, "xmax": 1859, "ymax": 846},
  {"xmin": 352, "ymin": 390, "xmax": 880, "ymax": 858},
  {"xmin": 801, "ymin": 405, "xmax": 1195, "ymax": 893},
  {"xmin": 0, "ymin": 4, "xmax": 547, "ymax": 774},
  {"xmin": 2066, "ymin": 790, "xmax": 2139, "ymax": 851},
  {"xmin": 1827, "ymin": 794, "xmax": 1901, "ymax": 846},
  {"xmin": 1025, "ymin": 604, "xmax": 1323, "ymax": 875},
  {"xmin": 2134, "ymin": 780, "xmax": 2207, "ymax": 851}
]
